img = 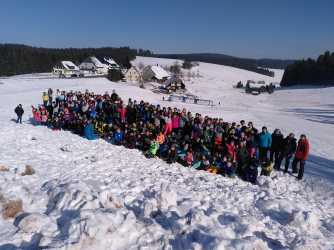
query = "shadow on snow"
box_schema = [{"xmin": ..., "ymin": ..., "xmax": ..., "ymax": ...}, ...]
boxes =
[{"xmin": 286, "ymin": 105, "xmax": 334, "ymax": 125}]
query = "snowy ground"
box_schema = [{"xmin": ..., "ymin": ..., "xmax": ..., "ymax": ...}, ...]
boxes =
[{"xmin": 0, "ymin": 57, "xmax": 333, "ymax": 249}]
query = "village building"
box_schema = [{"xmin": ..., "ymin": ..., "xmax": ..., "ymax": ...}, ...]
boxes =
[
  {"xmin": 52, "ymin": 61, "xmax": 80, "ymax": 78},
  {"xmin": 161, "ymin": 76, "xmax": 185, "ymax": 93},
  {"xmin": 142, "ymin": 65, "xmax": 170, "ymax": 83},
  {"xmin": 98, "ymin": 57, "xmax": 121, "ymax": 70},
  {"xmin": 79, "ymin": 56, "xmax": 109, "ymax": 75},
  {"xmin": 125, "ymin": 66, "xmax": 141, "ymax": 82}
]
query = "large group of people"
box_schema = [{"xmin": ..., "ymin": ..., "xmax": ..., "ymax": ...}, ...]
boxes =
[{"xmin": 23, "ymin": 88, "xmax": 309, "ymax": 183}]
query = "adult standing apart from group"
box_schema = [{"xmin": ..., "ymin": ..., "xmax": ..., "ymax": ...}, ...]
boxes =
[
  {"xmin": 258, "ymin": 126, "xmax": 272, "ymax": 162},
  {"xmin": 292, "ymin": 134, "xmax": 310, "ymax": 180},
  {"xmin": 14, "ymin": 104, "xmax": 24, "ymax": 124}
]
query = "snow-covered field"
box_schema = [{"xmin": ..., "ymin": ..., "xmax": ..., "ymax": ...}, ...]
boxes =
[{"xmin": 0, "ymin": 57, "xmax": 333, "ymax": 249}]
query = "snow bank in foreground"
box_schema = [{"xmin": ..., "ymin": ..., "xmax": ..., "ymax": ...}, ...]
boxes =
[{"xmin": 0, "ymin": 124, "xmax": 333, "ymax": 249}]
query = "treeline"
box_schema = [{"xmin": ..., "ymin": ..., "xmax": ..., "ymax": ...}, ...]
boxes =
[
  {"xmin": 152, "ymin": 53, "xmax": 295, "ymax": 77},
  {"xmin": 281, "ymin": 51, "xmax": 334, "ymax": 86},
  {"xmin": 0, "ymin": 44, "xmax": 153, "ymax": 76}
]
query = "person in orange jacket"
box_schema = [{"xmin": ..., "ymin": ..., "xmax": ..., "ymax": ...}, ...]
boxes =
[
  {"xmin": 292, "ymin": 134, "xmax": 310, "ymax": 180},
  {"xmin": 156, "ymin": 132, "xmax": 165, "ymax": 145}
]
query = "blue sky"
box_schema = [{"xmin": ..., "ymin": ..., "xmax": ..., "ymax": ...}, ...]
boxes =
[{"xmin": 0, "ymin": 0, "xmax": 333, "ymax": 59}]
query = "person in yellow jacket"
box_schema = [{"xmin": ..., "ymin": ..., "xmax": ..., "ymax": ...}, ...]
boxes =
[{"xmin": 42, "ymin": 92, "xmax": 49, "ymax": 106}]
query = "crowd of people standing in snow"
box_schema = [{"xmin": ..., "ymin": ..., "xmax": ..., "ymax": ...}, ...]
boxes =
[{"xmin": 17, "ymin": 88, "xmax": 310, "ymax": 182}]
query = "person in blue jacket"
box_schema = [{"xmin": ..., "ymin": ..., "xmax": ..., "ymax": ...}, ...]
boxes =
[
  {"xmin": 113, "ymin": 128, "xmax": 124, "ymax": 145},
  {"xmin": 84, "ymin": 120, "xmax": 98, "ymax": 140},
  {"xmin": 258, "ymin": 126, "xmax": 272, "ymax": 162}
]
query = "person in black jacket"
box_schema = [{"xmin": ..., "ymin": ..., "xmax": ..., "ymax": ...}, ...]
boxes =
[
  {"xmin": 276, "ymin": 133, "xmax": 297, "ymax": 172},
  {"xmin": 270, "ymin": 129, "xmax": 284, "ymax": 169},
  {"xmin": 14, "ymin": 104, "xmax": 24, "ymax": 124}
]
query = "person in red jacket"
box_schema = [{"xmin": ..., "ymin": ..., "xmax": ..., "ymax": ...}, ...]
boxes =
[
  {"xmin": 292, "ymin": 134, "xmax": 310, "ymax": 180},
  {"xmin": 118, "ymin": 105, "xmax": 127, "ymax": 124},
  {"xmin": 226, "ymin": 140, "xmax": 237, "ymax": 162}
]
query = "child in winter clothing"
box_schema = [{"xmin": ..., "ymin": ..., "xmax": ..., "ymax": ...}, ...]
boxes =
[
  {"xmin": 185, "ymin": 149, "xmax": 194, "ymax": 167},
  {"xmin": 164, "ymin": 114, "xmax": 173, "ymax": 135},
  {"xmin": 244, "ymin": 156, "xmax": 258, "ymax": 184},
  {"xmin": 166, "ymin": 145, "xmax": 177, "ymax": 164},
  {"xmin": 42, "ymin": 92, "xmax": 49, "ymax": 107},
  {"xmin": 145, "ymin": 140, "xmax": 159, "ymax": 158},
  {"xmin": 261, "ymin": 160, "xmax": 273, "ymax": 176},
  {"xmin": 224, "ymin": 159, "xmax": 236, "ymax": 178},
  {"xmin": 113, "ymin": 128, "xmax": 124, "ymax": 145}
]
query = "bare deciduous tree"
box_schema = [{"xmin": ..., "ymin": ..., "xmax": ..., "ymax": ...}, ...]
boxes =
[
  {"xmin": 138, "ymin": 62, "xmax": 145, "ymax": 70},
  {"xmin": 187, "ymin": 71, "xmax": 192, "ymax": 80}
]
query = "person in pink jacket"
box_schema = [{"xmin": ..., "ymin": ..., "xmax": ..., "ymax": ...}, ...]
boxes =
[
  {"xmin": 41, "ymin": 110, "xmax": 48, "ymax": 125},
  {"xmin": 172, "ymin": 113, "xmax": 180, "ymax": 131},
  {"xmin": 31, "ymin": 106, "xmax": 42, "ymax": 124},
  {"xmin": 118, "ymin": 105, "xmax": 127, "ymax": 123},
  {"xmin": 164, "ymin": 114, "xmax": 173, "ymax": 135}
]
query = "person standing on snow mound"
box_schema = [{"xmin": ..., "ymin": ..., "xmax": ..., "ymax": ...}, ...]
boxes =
[
  {"xmin": 292, "ymin": 134, "xmax": 310, "ymax": 180},
  {"xmin": 14, "ymin": 104, "xmax": 24, "ymax": 124},
  {"xmin": 258, "ymin": 126, "xmax": 272, "ymax": 162},
  {"xmin": 270, "ymin": 129, "xmax": 284, "ymax": 169},
  {"xmin": 280, "ymin": 133, "xmax": 297, "ymax": 172}
]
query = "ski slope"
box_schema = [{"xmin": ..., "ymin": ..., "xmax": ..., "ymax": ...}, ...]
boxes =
[{"xmin": 0, "ymin": 57, "xmax": 334, "ymax": 249}]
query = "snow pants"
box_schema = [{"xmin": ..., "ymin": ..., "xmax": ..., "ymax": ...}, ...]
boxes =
[
  {"xmin": 282, "ymin": 155, "xmax": 293, "ymax": 172},
  {"xmin": 259, "ymin": 147, "xmax": 269, "ymax": 162},
  {"xmin": 292, "ymin": 158, "xmax": 305, "ymax": 180},
  {"xmin": 270, "ymin": 150, "xmax": 281, "ymax": 167},
  {"xmin": 16, "ymin": 115, "xmax": 22, "ymax": 124}
]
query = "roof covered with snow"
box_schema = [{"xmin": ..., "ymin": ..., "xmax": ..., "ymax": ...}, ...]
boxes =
[
  {"xmin": 103, "ymin": 57, "xmax": 119, "ymax": 66},
  {"xmin": 61, "ymin": 61, "xmax": 79, "ymax": 71},
  {"xmin": 83, "ymin": 57, "xmax": 108, "ymax": 68},
  {"xmin": 162, "ymin": 76, "xmax": 184, "ymax": 87},
  {"xmin": 91, "ymin": 57, "xmax": 107, "ymax": 68},
  {"xmin": 150, "ymin": 65, "xmax": 170, "ymax": 80}
]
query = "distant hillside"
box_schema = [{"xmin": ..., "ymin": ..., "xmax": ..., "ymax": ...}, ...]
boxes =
[
  {"xmin": 152, "ymin": 53, "xmax": 294, "ymax": 77},
  {"xmin": 281, "ymin": 51, "xmax": 334, "ymax": 86},
  {"xmin": 0, "ymin": 43, "xmax": 294, "ymax": 78},
  {"xmin": 0, "ymin": 44, "xmax": 152, "ymax": 76}
]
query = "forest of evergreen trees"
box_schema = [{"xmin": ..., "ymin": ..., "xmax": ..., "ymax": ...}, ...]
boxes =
[
  {"xmin": 281, "ymin": 51, "xmax": 334, "ymax": 86},
  {"xmin": 0, "ymin": 44, "xmax": 152, "ymax": 76}
]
